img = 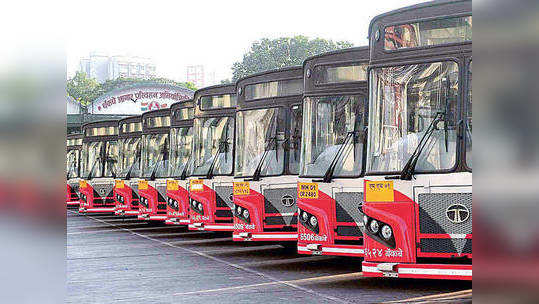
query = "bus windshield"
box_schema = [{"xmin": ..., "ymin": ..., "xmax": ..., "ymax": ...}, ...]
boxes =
[
  {"xmin": 66, "ymin": 149, "xmax": 80, "ymax": 179},
  {"xmin": 170, "ymin": 126, "xmax": 194, "ymax": 177},
  {"xmin": 367, "ymin": 61, "xmax": 459, "ymax": 173},
  {"xmin": 300, "ymin": 95, "xmax": 366, "ymax": 178},
  {"xmin": 118, "ymin": 137, "xmax": 141, "ymax": 178},
  {"xmin": 141, "ymin": 133, "xmax": 169, "ymax": 178},
  {"xmin": 235, "ymin": 108, "xmax": 284, "ymax": 177},
  {"xmin": 191, "ymin": 116, "xmax": 234, "ymax": 176},
  {"xmin": 104, "ymin": 140, "xmax": 119, "ymax": 177},
  {"xmin": 82, "ymin": 141, "xmax": 103, "ymax": 179}
]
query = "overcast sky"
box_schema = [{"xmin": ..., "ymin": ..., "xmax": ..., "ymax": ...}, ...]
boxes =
[{"xmin": 66, "ymin": 0, "xmax": 428, "ymax": 83}]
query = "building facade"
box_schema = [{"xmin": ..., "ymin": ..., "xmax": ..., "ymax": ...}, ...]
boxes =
[{"xmin": 79, "ymin": 52, "xmax": 157, "ymax": 83}]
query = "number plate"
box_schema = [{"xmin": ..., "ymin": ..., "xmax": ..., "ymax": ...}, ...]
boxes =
[
  {"xmin": 79, "ymin": 180, "xmax": 87, "ymax": 188},
  {"xmin": 233, "ymin": 182, "xmax": 250, "ymax": 196},
  {"xmin": 297, "ymin": 182, "xmax": 319, "ymax": 199},
  {"xmin": 190, "ymin": 179, "xmax": 204, "ymax": 192},
  {"xmin": 167, "ymin": 180, "xmax": 179, "ymax": 191},
  {"xmin": 364, "ymin": 180, "xmax": 394, "ymax": 202},
  {"xmin": 115, "ymin": 180, "xmax": 124, "ymax": 189},
  {"xmin": 138, "ymin": 180, "xmax": 148, "ymax": 190}
]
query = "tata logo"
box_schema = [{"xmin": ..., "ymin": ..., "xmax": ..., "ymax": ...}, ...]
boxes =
[
  {"xmin": 281, "ymin": 195, "xmax": 295, "ymax": 207},
  {"xmin": 446, "ymin": 204, "xmax": 470, "ymax": 224}
]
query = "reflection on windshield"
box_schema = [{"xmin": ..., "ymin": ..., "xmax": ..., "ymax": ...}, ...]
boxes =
[
  {"xmin": 67, "ymin": 149, "xmax": 80, "ymax": 179},
  {"xmin": 367, "ymin": 61, "xmax": 459, "ymax": 173},
  {"xmin": 170, "ymin": 127, "xmax": 194, "ymax": 177},
  {"xmin": 300, "ymin": 95, "xmax": 366, "ymax": 177},
  {"xmin": 104, "ymin": 141, "xmax": 119, "ymax": 177},
  {"xmin": 192, "ymin": 117, "xmax": 234, "ymax": 176},
  {"xmin": 119, "ymin": 137, "xmax": 141, "ymax": 178},
  {"xmin": 235, "ymin": 108, "xmax": 284, "ymax": 177},
  {"xmin": 466, "ymin": 61, "xmax": 472, "ymax": 169},
  {"xmin": 82, "ymin": 141, "xmax": 103, "ymax": 179},
  {"xmin": 142, "ymin": 134, "xmax": 169, "ymax": 178}
]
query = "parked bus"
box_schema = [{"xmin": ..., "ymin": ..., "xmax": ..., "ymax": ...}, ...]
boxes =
[
  {"xmin": 165, "ymin": 100, "xmax": 195, "ymax": 225},
  {"xmin": 79, "ymin": 120, "xmax": 119, "ymax": 214},
  {"xmin": 114, "ymin": 116, "xmax": 143, "ymax": 217},
  {"xmin": 66, "ymin": 133, "xmax": 83, "ymax": 208},
  {"xmin": 137, "ymin": 108, "xmax": 171, "ymax": 221},
  {"xmin": 360, "ymin": 0, "xmax": 472, "ymax": 280},
  {"xmin": 188, "ymin": 84, "xmax": 236, "ymax": 231},
  {"xmin": 296, "ymin": 47, "xmax": 370, "ymax": 256},
  {"xmin": 233, "ymin": 67, "xmax": 303, "ymax": 242}
]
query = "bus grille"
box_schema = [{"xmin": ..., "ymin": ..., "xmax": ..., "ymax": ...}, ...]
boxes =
[
  {"xmin": 263, "ymin": 187, "xmax": 297, "ymax": 226},
  {"xmin": 215, "ymin": 186, "xmax": 233, "ymax": 208},
  {"xmin": 334, "ymin": 192, "xmax": 363, "ymax": 237},
  {"xmin": 418, "ymin": 192, "xmax": 472, "ymax": 254}
]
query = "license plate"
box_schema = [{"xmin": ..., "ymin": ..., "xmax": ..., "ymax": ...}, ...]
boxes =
[
  {"xmin": 190, "ymin": 179, "xmax": 204, "ymax": 192},
  {"xmin": 233, "ymin": 182, "xmax": 250, "ymax": 196},
  {"xmin": 364, "ymin": 180, "xmax": 394, "ymax": 202},
  {"xmin": 115, "ymin": 180, "xmax": 124, "ymax": 189},
  {"xmin": 167, "ymin": 180, "xmax": 179, "ymax": 191},
  {"xmin": 297, "ymin": 182, "xmax": 319, "ymax": 199},
  {"xmin": 138, "ymin": 180, "xmax": 148, "ymax": 190}
]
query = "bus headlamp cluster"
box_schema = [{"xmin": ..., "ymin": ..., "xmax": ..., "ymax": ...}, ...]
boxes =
[
  {"xmin": 298, "ymin": 209, "xmax": 319, "ymax": 234},
  {"xmin": 116, "ymin": 194, "xmax": 125, "ymax": 203},
  {"xmin": 139, "ymin": 196, "xmax": 149, "ymax": 207},
  {"xmin": 360, "ymin": 213, "xmax": 395, "ymax": 248},
  {"xmin": 167, "ymin": 197, "xmax": 178, "ymax": 209},
  {"xmin": 235, "ymin": 205, "xmax": 250, "ymax": 223},
  {"xmin": 190, "ymin": 199, "xmax": 204, "ymax": 215}
]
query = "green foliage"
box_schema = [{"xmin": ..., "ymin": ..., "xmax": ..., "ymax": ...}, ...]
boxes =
[
  {"xmin": 231, "ymin": 36, "xmax": 353, "ymax": 81},
  {"xmin": 66, "ymin": 73, "xmax": 197, "ymax": 105}
]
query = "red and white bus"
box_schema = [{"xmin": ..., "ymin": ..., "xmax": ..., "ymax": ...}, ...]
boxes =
[
  {"xmin": 137, "ymin": 108, "xmax": 171, "ymax": 221},
  {"xmin": 360, "ymin": 0, "xmax": 472, "ymax": 280},
  {"xmin": 66, "ymin": 133, "xmax": 83, "ymax": 208},
  {"xmin": 165, "ymin": 100, "xmax": 194, "ymax": 226},
  {"xmin": 188, "ymin": 85, "xmax": 236, "ymax": 232},
  {"xmin": 113, "ymin": 116, "xmax": 143, "ymax": 217},
  {"xmin": 79, "ymin": 120, "xmax": 119, "ymax": 214},
  {"xmin": 296, "ymin": 47, "xmax": 370, "ymax": 257},
  {"xmin": 232, "ymin": 67, "xmax": 303, "ymax": 242}
]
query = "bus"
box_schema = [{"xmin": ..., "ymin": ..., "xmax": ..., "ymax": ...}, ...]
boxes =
[
  {"xmin": 233, "ymin": 67, "xmax": 303, "ymax": 242},
  {"xmin": 296, "ymin": 47, "xmax": 370, "ymax": 256},
  {"xmin": 360, "ymin": 0, "xmax": 472, "ymax": 280},
  {"xmin": 188, "ymin": 84, "xmax": 236, "ymax": 231},
  {"xmin": 79, "ymin": 120, "xmax": 119, "ymax": 214},
  {"xmin": 138, "ymin": 108, "xmax": 171, "ymax": 221},
  {"xmin": 165, "ymin": 100, "xmax": 195, "ymax": 225},
  {"xmin": 66, "ymin": 133, "xmax": 83, "ymax": 208},
  {"xmin": 114, "ymin": 116, "xmax": 143, "ymax": 217}
]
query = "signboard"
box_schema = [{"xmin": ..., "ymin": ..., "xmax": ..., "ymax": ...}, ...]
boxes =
[
  {"xmin": 364, "ymin": 180, "xmax": 394, "ymax": 202},
  {"xmin": 298, "ymin": 182, "xmax": 319, "ymax": 199},
  {"xmin": 233, "ymin": 182, "xmax": 250, "ymax": 196},
  {"xmin": 138, "ymin": 180, "xmax": 149, "ymax": 190},
  {"xmin": 167, "ymin": 180, "xmax": 179, "ymax": 191},
  {"xmin": 115, "ymin": 180, "xmax": 124, "ymax": 189},
  {"xmin": 190, "ymin": 179, "xmax": 204, "ymax": 192},
  {"xmin": 89, "ymin": 84, "xmax": 194, "ymax": 115}
]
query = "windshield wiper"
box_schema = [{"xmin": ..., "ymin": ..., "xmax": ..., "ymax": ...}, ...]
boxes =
[
  {"xmin": 397, "ymin": 112, "xmax": 444, "ymax": 181},
  {"xmin": 179, "ymin": 154, "xmax": 193, "ymax": 180},
  {"xmin": 125, "ymin": 154, "xmax": 141, "ymax": 180},
  {"xmin": 249, "ymin": 137, "xmax": 278, "ymax": 182},
  {"xmin": 316, "ymin": 131, "xmax": 357, "ymax": 183},
  {"xmin": 206, "ymin": 139, "xmax": 228, "ymax": 179},
  {"xmin": 86, "ymin": 156, "xmax": 101, "ymax": 180}
]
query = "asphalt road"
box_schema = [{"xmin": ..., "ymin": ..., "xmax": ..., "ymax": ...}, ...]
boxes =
[{"xmin": 67, "ymin": 210, "xmax": 472, "ymax": 304}]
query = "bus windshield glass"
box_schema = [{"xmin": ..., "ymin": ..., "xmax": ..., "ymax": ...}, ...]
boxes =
[
  {"xmin": 300, "ymin": 95, "xmax": 366, "ymax": 178},
  {"xmin": 66, "ymin": 149, "xmax": 80, "ymax": 179},
  {"xmin": 384, "ymin": 15, "xmax": 472, "ymax": 50},
  {"xmin": 170, "ymin": 126, "xmax": 194, "ymax": 177},
  {"xmin": 118, "ymin": 137, "xmax": 141, "ymax": 178},
  {"xmin": 192, "ymin": 117, "xmax": 234, "ymax": 176},
  {"xmin": 367, "ymin": 61, "xmax": 459, "ymax": 173},
  {"xmin": 141, "ymin": 133, "xmax": 169, "ymax": 178},
  {"xmin": 82, "ymin": 141, "xmax": 103, "ymax": 179},
  {"xmin": 235, "ymin": 108, "xmax": 284, "ymax": 177}
]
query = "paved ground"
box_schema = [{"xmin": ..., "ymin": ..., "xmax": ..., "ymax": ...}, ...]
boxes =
[{"xmin": 67, "ymin": 210, "xmax": 472, "ymax": 304}]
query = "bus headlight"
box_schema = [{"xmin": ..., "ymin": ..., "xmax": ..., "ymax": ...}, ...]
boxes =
[
  {"xmin": 309, "ymin": 215, "xmax": 318, "ymax": 227},
  {"xmin": 237, "ymin": 205, "xmax": 242, "ymax": 215},
  {"xmin": 243, "ymin": 209, "xmax": 249, "ymax": 219},
  {"xmin": 381, "ymin": 225, "xmax": 392, "ymax": 240},
  {"xmin": 302, "ymin": 211, "xmax": 309, "ymax": 222},
  {"xmin": 369, "ymin": 219, "xmax": 379, "ymax": 234}
]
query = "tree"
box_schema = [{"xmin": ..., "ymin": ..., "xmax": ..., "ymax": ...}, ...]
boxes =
[
  {"xmin": 66, "ymin": 71, "xmax": 100, "ymax": 105},
  {"xmin": 231, "ymin": 36, "xmax": 353, "ymax": 81}
]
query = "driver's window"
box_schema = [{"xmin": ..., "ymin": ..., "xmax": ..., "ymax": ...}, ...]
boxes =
[{"xmin": 289, "ymin": 105, "xmax": 302, "ymax": 174}]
